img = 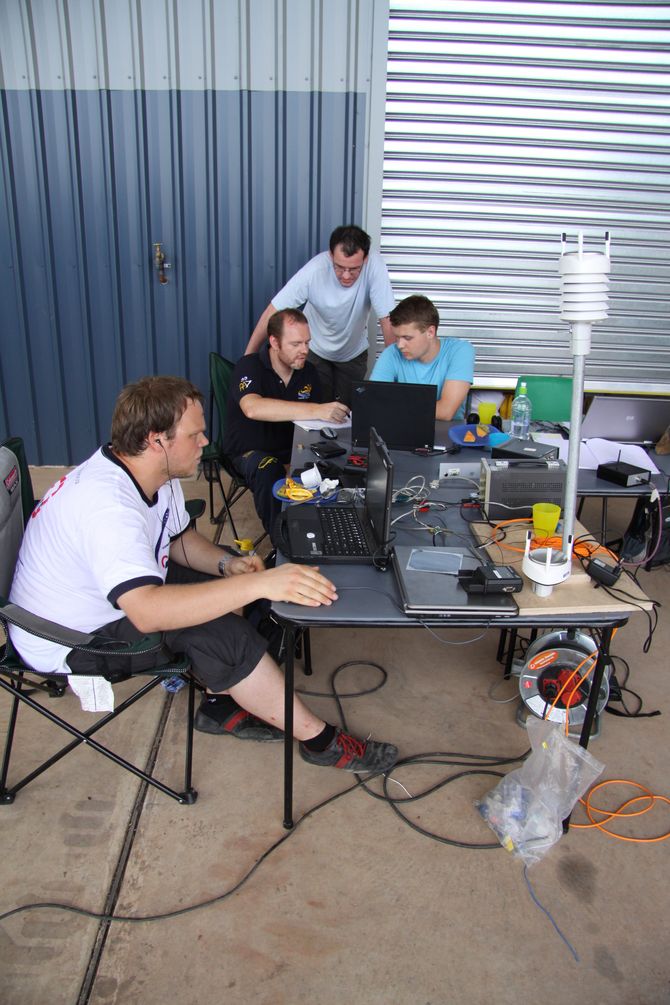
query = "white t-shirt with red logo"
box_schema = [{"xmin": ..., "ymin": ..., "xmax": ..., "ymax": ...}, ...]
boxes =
[{"xmin": 9, "ymin": 446, "xmax": 189, "ymax": 674}]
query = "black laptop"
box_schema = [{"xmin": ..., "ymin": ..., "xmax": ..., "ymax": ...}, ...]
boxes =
[
  {"xmin": 277, "ymin": 427, "xmax": 393, "ymax": 565},
  {"xmin": 351, "ymin": 380, "xmax": 437, "ymax": 450}
]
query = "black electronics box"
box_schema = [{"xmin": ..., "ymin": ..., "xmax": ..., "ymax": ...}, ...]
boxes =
[
  {"xmin": 459, "ymin": 564, "xmax": 524, "ymax": 595},
  {"xmin": 596, "ymin": 460, "xmax": 651, "ymax": 488},
  {"xmin": 491, "ymin": 438, "xmax": 559, "ymax": 462},
  {"xmin": 310, "ymin": 441, "xmax": 347, "ymax": 460}
]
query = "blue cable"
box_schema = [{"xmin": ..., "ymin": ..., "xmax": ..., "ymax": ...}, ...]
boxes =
[{"xmin": 523, "ymin": 865, "xmax": 580, "ymax": 963}]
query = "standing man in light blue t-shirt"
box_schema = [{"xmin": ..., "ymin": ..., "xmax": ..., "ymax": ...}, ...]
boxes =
[
  {"xmin": 245, "ymin": 225, "xmax": 396, "ymax": 407},
  {"xmin": 371, "ymin": 295, "xmax": 475, "ymax": 421}
]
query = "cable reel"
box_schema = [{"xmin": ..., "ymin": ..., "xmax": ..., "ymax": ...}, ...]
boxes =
[{"xmin": 518, "ymin": 629, "xmax": 609, "ymax": 727}]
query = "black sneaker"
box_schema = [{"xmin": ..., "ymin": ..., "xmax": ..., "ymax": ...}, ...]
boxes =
[
  {"xmin": 299, "ymin": 729, "xmax": 398, "ymax": 773},
  {"xmin": 194, "ymin": 700, "xmax": 283, "ymax": 741}
]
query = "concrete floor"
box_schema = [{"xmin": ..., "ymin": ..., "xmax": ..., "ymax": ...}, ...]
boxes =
[{"xmin": 2, "ymin": 468, "xmax": 669, "ymax": 1005}]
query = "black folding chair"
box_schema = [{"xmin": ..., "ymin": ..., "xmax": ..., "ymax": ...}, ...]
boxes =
[{"xmin": 0, "ymin": 437, "xmax": 201, "ymax": 806}]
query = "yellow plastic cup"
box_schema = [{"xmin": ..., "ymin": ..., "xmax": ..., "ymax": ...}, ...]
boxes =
[
  {"xmin": 532, "ymin": 503, "xmax": 561, "ymax": 537},
  {"xmin": 478, "ymin": 401, "xmax": 497, "ymax": 425}
]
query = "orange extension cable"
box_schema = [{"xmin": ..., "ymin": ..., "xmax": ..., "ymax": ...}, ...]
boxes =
[
  {"xmin": 484, "ymin": 517, "xmax": 619, "ymax": 563},
  {"xmin": 539, "ymin": 645, "xmax": 669, "ymax": 843},
  {"xmin": 571, "ymin": 782, "xmax": 670, "ymax": 843}
]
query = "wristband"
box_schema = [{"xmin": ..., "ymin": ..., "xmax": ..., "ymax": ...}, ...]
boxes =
[{"xmin": 218, "ymin": 555, "xmax": 231, "ymax": 578}]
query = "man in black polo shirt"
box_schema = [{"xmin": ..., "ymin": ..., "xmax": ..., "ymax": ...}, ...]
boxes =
[{"xmin": 225, "ymin": 308, "xmax": 350, "ymax": 543}]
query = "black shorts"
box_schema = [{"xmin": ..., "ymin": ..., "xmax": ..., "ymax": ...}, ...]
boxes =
[{"xmin": 66, "ymin": 564, "xmax": 268, "ymax": 692}]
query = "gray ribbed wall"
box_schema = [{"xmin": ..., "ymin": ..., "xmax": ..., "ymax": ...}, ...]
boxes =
[
  {"xmin": 382, "ymin": 2, "xmax": 670, "ymax": 392},
  {"xmin": 0, "ymin": 0, "xmax": 390, "ymax": 463}
]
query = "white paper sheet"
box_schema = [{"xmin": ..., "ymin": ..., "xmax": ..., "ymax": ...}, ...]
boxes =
[
  {"xmin": 292, "ymin": 417, "xmax": 352, "ymax": 432},
  {"xmin": 531, "ymin": 433, "xmax": 659, "ymax": 474},
  {"xmin": 580, "ymin": 438, "xmax": 659, "ymax": 474}
]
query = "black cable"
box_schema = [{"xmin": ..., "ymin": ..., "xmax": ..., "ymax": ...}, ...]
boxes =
[
  {"xmin": 597, "ymin": 580, "xmax": 660, "ymax": 652},
  {"xmin": 299, "ymin": 660, "xmax": 529, "ymax": 848},
  {"xmin": 604, "ymin": 654, "xmax": 661, "ymax": 719},
  {"xmin": 382, "ymin": 762, "xmax": 506, "ymax": 849},
  {"xmin": 160, "ymin": 440, "xmax": 194, "ymax": 571},
  {"xmin": 0, "ymin": 659, "xmax": 531, "ymax": 925},
  {"xmin": 0, "ymin": 779, "xmax": 364, "ymax": 926}
]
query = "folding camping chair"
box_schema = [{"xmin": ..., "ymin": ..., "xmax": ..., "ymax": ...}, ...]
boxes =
[{"xmin": 0, "ymin": 437, "xmax": 201, "ymax": 806}]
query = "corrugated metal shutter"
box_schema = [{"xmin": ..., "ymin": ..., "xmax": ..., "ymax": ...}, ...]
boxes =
[
  {"xmin": 0, "ymin": 0, "xmax": 389, "ymax": 464},
  {"xmin": 381, "ymin": 1, "xmax": 670, "ymax": 391}
]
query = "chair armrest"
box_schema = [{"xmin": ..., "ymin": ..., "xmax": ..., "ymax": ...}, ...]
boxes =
[
  {"xmin": 0, "ymin": 598, "xmax": 178, "ymax": 661},
  {"xmin": 185, "ymin": 497, "xmax": 206, "ymax": 525}
]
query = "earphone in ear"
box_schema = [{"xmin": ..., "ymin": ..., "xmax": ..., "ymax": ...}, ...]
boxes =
[{"xmin": 156, "ymin": 437, "xmax": 162, "ymax": 445}]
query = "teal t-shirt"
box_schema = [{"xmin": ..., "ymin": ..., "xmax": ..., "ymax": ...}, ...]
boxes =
[{"xmin": 370, "ymin": 338, "xmax": 475, "ymax": 420}]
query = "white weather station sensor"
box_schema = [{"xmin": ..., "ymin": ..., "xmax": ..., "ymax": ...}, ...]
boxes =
[{"xmin": 522, "ymin": 232, "xmax": 611, "ymax": 597}]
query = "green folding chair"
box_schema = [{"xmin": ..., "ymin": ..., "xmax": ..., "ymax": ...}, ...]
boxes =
[
  {"xmin": 515, "ymin": 376, "xmax": 574, "ymax": 423},
  {"xmin": 200, "ymin": 351, "xmax": 265, "ymax": 548}
]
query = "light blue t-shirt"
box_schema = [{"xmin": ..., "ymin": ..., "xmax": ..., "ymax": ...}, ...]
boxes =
[
  {"xmin": 271, "ymin": 250, "xmax": 395, "ymax": 363},
  {"xmin": 370, "ymin": 338, "xmax": 475, "ymax": 420}
]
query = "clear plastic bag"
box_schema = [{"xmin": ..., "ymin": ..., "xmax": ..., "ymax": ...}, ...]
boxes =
[{"xmin": 475, "ymin": 718, "xmax": 604, "ymax": 866}]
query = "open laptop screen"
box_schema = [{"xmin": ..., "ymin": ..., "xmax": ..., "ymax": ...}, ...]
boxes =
[
  {"xmin": 365, "ymin": 426, "xmax": 394, "ymax": 549},
  {"xmin": 580, "ymin": 395, "xmax": 670, "ymax": 443},
  {"xmin": 351, "ymin": 381, "xmax": 436, "ymax": 450}
]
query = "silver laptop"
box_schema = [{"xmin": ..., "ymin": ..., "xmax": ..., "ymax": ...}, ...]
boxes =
[
  {"xmin": 580, "ymin": 395, "xmax": 670, "ymax": 444},
  {"xmin": 392, "ymin": 545, "xmax": 518, "ymax": 618},
  {"xmin": 277, "ymin": 427, "xmax": 393, "ymax": 565}
]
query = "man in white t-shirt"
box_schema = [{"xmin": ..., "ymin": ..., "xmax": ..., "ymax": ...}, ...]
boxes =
[
  {"xmin": 245, "ymin": 225, "xmax": 396, "ymax": 406},
  {"xmin": 8, "ymin": 377, "xmax": 397, "ymax": 773},
  {"xmin": 371, "ymin": 295, "xmax": 475, "ymax": 421}
]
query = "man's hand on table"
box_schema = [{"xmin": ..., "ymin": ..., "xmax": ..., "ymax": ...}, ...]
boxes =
[{"xmin": 261, "ymin": 563, "xmax": 339, "ymax": 607}]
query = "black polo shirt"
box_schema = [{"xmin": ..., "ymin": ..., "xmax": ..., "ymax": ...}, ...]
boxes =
[{"xmin": 223, "ymin": 343, "xmax": 322, "ymax": 463}]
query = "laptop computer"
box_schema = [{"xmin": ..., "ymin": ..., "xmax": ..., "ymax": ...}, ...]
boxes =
[
  {"xmin": 277, "ymin": 427, "xmax": 393, "ymax": 565},
  {"xmin": 580, "ymin": 395, "xmax": 670, "ymax": 444},
  {"xmin": 351, "ymin": 381, "xmax": 436, "ymax": 451},
  {"xmin": 392, "ymin": 545, "xmax": 519, "ymax": 618}
]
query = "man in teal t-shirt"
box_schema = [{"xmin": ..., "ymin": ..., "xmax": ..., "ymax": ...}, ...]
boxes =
[{"xmin": 370, "ymin": 295, "xmax": 474, "ymax": 421}]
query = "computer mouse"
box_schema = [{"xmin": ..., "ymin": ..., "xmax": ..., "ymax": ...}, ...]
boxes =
[{"xmin": 322, "ymin": 427, "xmax": 338, "ymax": 440}]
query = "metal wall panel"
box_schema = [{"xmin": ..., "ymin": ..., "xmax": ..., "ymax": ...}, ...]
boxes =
[
  {"xmin": 382, "ymin": 1, "xmax": 670, "ymax": 391},
  {"xmin": 0, "ymin": 0, "xmax": 389, "ymax": 463}
]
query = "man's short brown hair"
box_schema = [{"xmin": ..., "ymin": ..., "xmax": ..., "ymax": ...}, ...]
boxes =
[
  {"xmin": 111, "ymin": 376, "xmax": 204, "ymax": 456},
  {"xmin": 267, "ymin": 308, "xmax": 309, "ymax": 341},
  {"xmin": 389, "ymin": 295, "xmax": 440, "ymax": 333},
  {"xmin": 329, "ymin": 225, "xmax": 370, "ymax": 258}
]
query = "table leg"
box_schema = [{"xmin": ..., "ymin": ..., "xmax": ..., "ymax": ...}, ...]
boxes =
[
  {"xmin": 600, "ymin": 497, "xmax": 609, "ymax": 544},
  {"xmin": 283, "ymin": 623, "xmax": 295, "ymax": 830},
  {"xmin": 578, "ymin": 624, "xmax": 612, "ymax": 751},
  {"xmin": 503, "ymin": 628, "xmax": 517, "ymax": 679},
  {"xmin": 496, "ymin": 628, "xmax": 508, "ymax": 665},
  {"xmin": 302, "ymin": 627, "xmax": 312, "ymax": 676}
]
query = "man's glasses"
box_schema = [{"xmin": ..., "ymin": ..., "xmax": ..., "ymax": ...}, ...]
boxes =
[{"xmin": 332, "ymin": 263, "xmax": 362, "ymax": 277}]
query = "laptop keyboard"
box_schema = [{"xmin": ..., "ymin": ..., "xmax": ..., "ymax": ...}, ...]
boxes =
[{"xmin": 317, "ymin": 507, "xmax": 370, "ymax": 556}]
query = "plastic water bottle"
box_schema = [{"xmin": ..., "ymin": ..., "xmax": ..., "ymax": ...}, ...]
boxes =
[{"xmin": 511, "ymin": 381, "xmax": 532, "ymax": 439}]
